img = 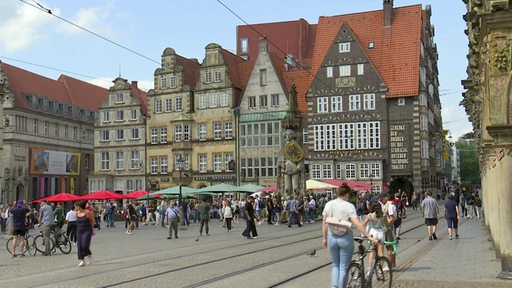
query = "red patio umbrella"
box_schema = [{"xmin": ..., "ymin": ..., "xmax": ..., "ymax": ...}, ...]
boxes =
[
  {"xmin": 81, "ymin": 190, "xmax": 124, "ymax": 201},
  {"xmin": 257, "ymin": 185, "xmax": 277, "ymax": 193},
  {"xmin": 323, "ymin": 179, "xmax": 372, "ymax": 191},
  {"xmin": 32, "ymin": 192, "xmax": 82, "ymax": 203},
  {"xmin": 123, "ymin": 190, "xmax": 150, "ymax": 199}
]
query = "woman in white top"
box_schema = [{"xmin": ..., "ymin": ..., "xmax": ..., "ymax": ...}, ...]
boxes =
[
  {"xmin": 65, "ymin": 208, "xmax": 78, "ymax": 244},
  {"xmin": 322, "ymin": 183, "xmax": 377, "ymax": 288}
]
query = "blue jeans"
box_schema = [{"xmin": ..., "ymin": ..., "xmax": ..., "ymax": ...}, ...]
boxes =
[{"xmin": 328, "ymin": 230, "xmax": 354, "ymax": 288}]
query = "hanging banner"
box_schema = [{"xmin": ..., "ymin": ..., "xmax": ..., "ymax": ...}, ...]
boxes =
[{"xmin": 30, "ymin": 148, "xmax": 80, "ymax": 175}]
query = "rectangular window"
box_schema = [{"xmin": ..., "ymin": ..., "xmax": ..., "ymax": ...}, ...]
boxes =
[
  {"xmin": 241, "ymin": 38, "xmax": 249, "ymax": 53},
  {"xmin": 345, "ymin": 163, "xmax": 356, "ymax": 179},
  {"xmin": 160, "ymin": 156, "xmax": 168, "ymax": 174},
  {"xmin": 130, "ymin": 109, "xmax": 137, "ymax": 120},
  {"xmin": 322, "ymin": 164, "xmax": 333, "ymax": 179},
  {"xmin": 331, "ymin": 96, "xmax": 342, "ymax": 112},
  {"xmin": 339, "ymin": 65, "xmax": 351, "ymax": 76},
  {"xmin": 214, "ymin": 71, "xmax": 222, "ymax": 82},
  {"xmin": 116, "ymin": 93, "xmax": 124, "ymax": 103},
  {"xmin": 317, "ymin": 97, "xmax": 329, "ymax": 113},
  {"xmin": 175, "ymin": 97, "xmax": 183, "ymax": 111},
  {"xmin": 339, "ymin": 123, "xmax": 355, "ymax": 150},
  {"xmin": 214, "ymin": 154, "xmax": 222, "ymax": 172},
  {"xmin": 259, "ymin": 95, "xmax": 268, "ymax": 108},
  {"xmin": 339, "ymin": 42, "xmax": 350, "ymax": 53},
  {"xmin": 155, "ymin": 99, "xmax": 162, "ymax": 113},
  {"xmin": 131, "ymin": 127, "xmax": 139, "ymax": 139},
  {"xmin": 314, "ymin": 125, "xmax": 325, "ymax": 151},
  {"xmin": 169, "ymin": 76, "xmax": 176, "ymax": 88},
  {"xmin": 160, "ymin": 76, "xmax": 167, "ymax": 89},
  {"xmin": 271, "ymin": 94, "xmax": 279, "ymax": 107},
  {"xmin": 160, "ymin": 127, "xmax": 167, "ymax": 143},
  {"xmin": 102, "ymin": 111, "xmax": 110, "ymax": 122},
  {"xmin": 398, "ymin": 98, "xmax": 405, "ymax": 106},
  {"xmin": 248, "ymin": 96, "xmax": 256, "ymax": 109},
  {"xmin": 356, "ymin": 122, "xmax": 368, "ymax": 149},
  {"xmin": 214, "ymin": 122, "xmax": 222, "ymax": 140},
  {"xmin": 116, "ymin": 151, "xmax": 124, "ymax": 170},
  {"xmin": 116, "ymin": 129, "xmax": 124, "ymax": 141},
  {"xmin": 150, "ymin": 157, "xmax": 158, "ymax": 174},
  {"xmin": 130, "ymin": 150, "xmax": 140, "ymax": 169},
  {"xmin": 363, "ymin": 93, "xmax": 375, "ymax": 110},
  {"xmin": 175, "ymin": 125, "xmax": 183, "ymax": 142},
  {"xmin": 371, "ymin": 163, "xmax": 381, "ymax": 178},
  {"xmin": 44, "ymin": 121, "xmax": 49, "ymax": 136},
  {"xmin": 199, "ymin": 94, "xmax": 207, "ymax": 109},
  {"xmin": 369, "ymin": 122, "xmax": 381, "ymax": 148},
  {"xmin": 183, "ymin": 124, "xmax": 190, "ymax": 141},
  {"xmin": 198, "ymin": 124, "xmax": 207, "ymax": 140},
  {"xmin": 101, "ymin": 152, "xmax": 110, "ymax": 170},
  {"xmin": 116, "ymin": 110, "xmax": 124, "ymax": 121},
  {"xmin": 260, "ymin": 69, "xmax": 267, "ymax": 86},
  {"xmin": 326, "ymin": 67, "xmax": 333, "ymax": 78},
  {"xmin": 199, "ymin": 154, "xmax": 207, "ymax": 173},
  {"xmin": 204, "ymin": 71, "xmax": 212, "ymax": 83},
  {"xmin": 357, "ymin": 64, "xmax": 364, "ymax": 75},
  {"xmin": 326, "ymin": 124, "xmax": 337, "ymax": 150},
  {"xmin": 100, "ymin": 130, "xmax": 110, "ymax": 141},
  {"xmin": 225, "ymin": 122, "xmax": 233, "ymax": 139},
  {"xmin": 224, "ymin": 153, "xmax": 233, "ymax": 171},
  {"xmin": 360, "ymin": 163, "xmax": 370, "ymax": 178},
  {"xmin": 311, "ymin": 164, "xmax": 321, "ymax": 179},
  {"xmin": 72, "ymin": 127, "xmax": 77, "ymax": 140},
  {"xmin": 165, "ymin": 99, "xmax": 172, "ymax": 112},
  {"xmin": 64, "ymin": 125, "xmax": 68, "ymax": 139},
  {"xmin": 150, "ymin": 128, "xmax": 158, "ymax": 144},
  {"xmin": 220, "ymin": 91, "xmax": 228, "ymax": 107},
  {"xmin": 349, "ymin": 94, "xmax": 361, "ymax": 111},
  {"xmin": 209, "ymin": 93, "xmax": 217, "ymax": 108}
]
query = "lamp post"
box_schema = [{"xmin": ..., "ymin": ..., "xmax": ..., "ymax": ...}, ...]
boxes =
[{"xmin": 176, "ymin": 154, "xmax": 186, "ymax": 227}]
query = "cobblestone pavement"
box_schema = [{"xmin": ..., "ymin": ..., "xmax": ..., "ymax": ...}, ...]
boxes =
[{"xmin": 0, "ymin": 211, "xmax": 511, "ymax": 288}]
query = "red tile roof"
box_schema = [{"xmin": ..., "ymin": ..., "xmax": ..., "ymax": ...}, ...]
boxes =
[
  {"xmin": 1, "ymin": 61, "xmax": 108, "ymax": 112},
  {"xmin": 238, "ymin": 4, "xmax": 425, "ymax": 105}
]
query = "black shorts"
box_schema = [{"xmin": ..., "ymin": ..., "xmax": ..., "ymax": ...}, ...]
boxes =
[
  {"xmin": 425, "ymin": 218, "xmax": 438, "ymax": 226},
  {"xmin": 446, "ymin": 217, "xmax": 458, "ymax": 229},
  {"xmin": 12, "ymin": 228, "xmax": 26, "ymax": 236}
]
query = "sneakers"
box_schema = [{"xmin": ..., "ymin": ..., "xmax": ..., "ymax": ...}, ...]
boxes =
[
  {"xmin": 456, "ymin": 234, "xmax": 459, "ymax": 239},
  {"xmin": 78, "ymin": 260, "xmax": 85, "ymax": 267},
  {"xmin": 432, "ymin": 233, "xmax": 437, "ymax": 240},
  {"xmin": 449, "ymin": 236, "xmax": 453, "ymax": 240},
  {"xmin": 382, "ymin": 266, "xmax": 390, "ymax": 272},
  {"xmin": 126, "ymin": 231, "xmax": 133, "ymax": 235},
  {"xmin": 428, "ymin": 236, "xmax": 433, "ymax": 241},
  {"xmin": 252, "ymin": 236, "xmax": 258, "ymax": 239},
  {"xmin": 85, "ymin": 255, "xmax": 92, "ymax": 265}
]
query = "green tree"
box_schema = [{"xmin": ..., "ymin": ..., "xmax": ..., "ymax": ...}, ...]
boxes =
[{"xmin": 456, "ymin": 134, "xmax": 480, "ymax": 186}]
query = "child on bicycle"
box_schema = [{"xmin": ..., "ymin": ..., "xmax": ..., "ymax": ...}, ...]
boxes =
[{"xmin": 362, "ymin": 201, "xmax": 389, "ymax": 272}]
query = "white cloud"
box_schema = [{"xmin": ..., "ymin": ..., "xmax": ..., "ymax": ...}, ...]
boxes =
[
  {"xmin": 56, "ymin": 4, "xmax": 115, "ymax": 39},
  {"xmin": 0, "ymin": 2, "xmax": 55, "ymax": 52}
]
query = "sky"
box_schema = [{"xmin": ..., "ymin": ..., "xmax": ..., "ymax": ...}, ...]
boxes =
[{"xmin": 0, "ymin": 0, "xmax": 470, "ymax": 140}]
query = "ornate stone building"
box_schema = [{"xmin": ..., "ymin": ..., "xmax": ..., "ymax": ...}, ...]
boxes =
[
  {"xmin": 461, "ymin": 0, "xmax": 512, "ymax": 278},
  {"xmin": 0, "ymin": 61, "xmax": 107, "ymax": 203},
  {"xmin": 89, "ymin": 77, "xmax": 147, "ymax": 195}
]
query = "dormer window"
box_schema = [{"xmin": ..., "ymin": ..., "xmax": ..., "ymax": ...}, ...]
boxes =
[
  {"xmin": 116, "ymin": 93, "xmax": 124, "ymax": 104},
  {"xmin": 339, "ymin": 42, "xmax": 350, "ymax": 53},
  {"xmin": 368, "ymin": 42, "xmax": 375, "ymax": 49}
]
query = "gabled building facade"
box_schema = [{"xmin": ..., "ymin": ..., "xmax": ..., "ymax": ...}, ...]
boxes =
[
  {"xmin": 0, "ymin": 61, "xmax": 108, "ymax": 203},
  {"xmin": 89, "ymin": 77, "xmax": 147, "ymax": 195},
  {"xmin": 237, "ymin": 1, "xmax": 444, "ymax": 194}
]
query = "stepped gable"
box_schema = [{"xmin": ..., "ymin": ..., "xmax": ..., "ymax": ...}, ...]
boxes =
[
  {"xmin": 175, "ymin": 54, "xmax": 200, "ymax": 91},
  {"xmin": 311, "ymin": 4, "xmax": 422, "ymax": 98},
  {"xmin": 219, "ymin": 47, "xmax": 247, "ymax": 108}
]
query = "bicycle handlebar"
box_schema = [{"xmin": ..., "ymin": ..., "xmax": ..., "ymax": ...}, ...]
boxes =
[{"xmin": 353, "ymin": 236, "xmax": 399, "ymax": 255}]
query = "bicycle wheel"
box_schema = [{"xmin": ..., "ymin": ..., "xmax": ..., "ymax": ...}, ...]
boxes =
[
  {"xmin": 26, "ymin": 235, "xmax": 37, "ymax": 256},
  {"xmin": 344, "ymin": 261, "xmax": 364, "ymax": 288},
  {"xmin": 57, "ymin": 234, "xmax": 72, "ymax": 254},
  {"xmin": 6, "ymin": 236, "xmax": 29, "ymax": 255},
  {"xmin": 34, "ymin": 234, "xmax": 55, "ymax": 254},
  {"xmin": 369, "ymin": 256, "xmax": 392, "ymax": 288}
]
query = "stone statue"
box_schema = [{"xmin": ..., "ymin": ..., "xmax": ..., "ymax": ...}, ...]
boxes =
[{"xmin": 281, "ymin": 129, "xmax": 304, "ymax": 196}]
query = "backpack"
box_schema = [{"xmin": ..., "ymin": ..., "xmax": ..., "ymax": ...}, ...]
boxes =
[{"xmin": 257, "ymin": 198, "xmax": 265, "ymax": 209}]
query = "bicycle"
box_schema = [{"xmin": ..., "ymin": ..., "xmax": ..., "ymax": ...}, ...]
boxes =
[
  {"xmin": 34, "ymin": 228, "xmax": 72, "ymax": 254},
  {"xmin": 6, "ymin": 230, "xmax": 37, "ymax": 256},
  {"xmin": 344, "ymin": 236, "xmax": 398, "ymax": 288}
]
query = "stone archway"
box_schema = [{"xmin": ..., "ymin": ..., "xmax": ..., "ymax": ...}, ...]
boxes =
[{"xmin": 388, "ymin": 176, "xmax": 414, "ymax": 198}]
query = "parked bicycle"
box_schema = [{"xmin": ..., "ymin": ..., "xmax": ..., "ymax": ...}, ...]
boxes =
[
  {"xmin": 6, "ymin": 229, "xmax": 37, "ymax": 256},
  {"xmin": 33, "ymin": 228, "xmax": 72, "ymax": 255},
  {"xmin": 344, "ymin": 236, "xmax": 398, "ymax": 288}
]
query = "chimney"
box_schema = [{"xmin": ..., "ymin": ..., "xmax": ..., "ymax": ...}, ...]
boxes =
[
  {"xmin": 383, "ymin": 0, "xmax": 394, "ymax": 27},
  {"xmin": 131, "ymin": 81, "xmax": 138, "ymax": 88}
]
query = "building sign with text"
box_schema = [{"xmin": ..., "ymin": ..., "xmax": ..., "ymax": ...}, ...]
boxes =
[
  {"xmin": 389, "ymin": 124, "xmax": 411, "ymax": 173},
  {"xmin": 30, "ymin": 148, "xmax": 80, "ymax": 175}
]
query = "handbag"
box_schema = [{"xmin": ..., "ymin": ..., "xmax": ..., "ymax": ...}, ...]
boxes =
[{"xmin": 325, "ymin": 217, "xmax": 352, "ymax": 236}]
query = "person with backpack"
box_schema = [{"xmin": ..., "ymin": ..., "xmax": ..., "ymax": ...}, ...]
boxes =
[{"xmin": 391, "ymin": 192, "xmax": 405, "ymax": 240}]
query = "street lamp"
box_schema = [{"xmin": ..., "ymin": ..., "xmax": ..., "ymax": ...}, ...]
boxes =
[{"xmin": 176, "ymin": 154, "xmax": 184, "ymax": 207}]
